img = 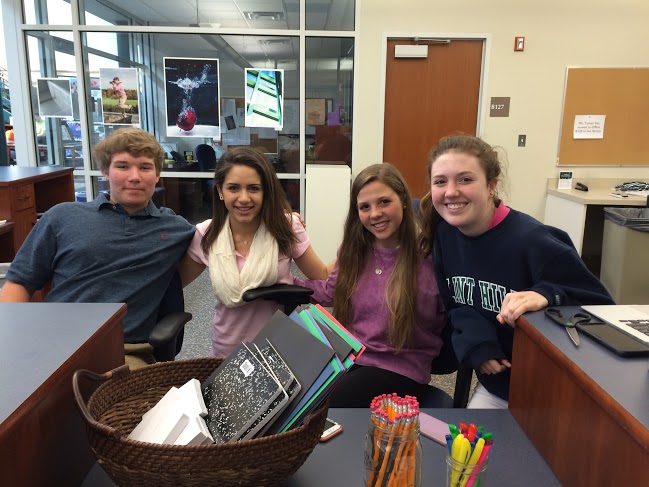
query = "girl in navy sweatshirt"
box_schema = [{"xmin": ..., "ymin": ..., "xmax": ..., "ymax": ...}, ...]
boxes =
[{"xmin": 419, "ymin": 135, "xmax": 613, "ymax": 408}]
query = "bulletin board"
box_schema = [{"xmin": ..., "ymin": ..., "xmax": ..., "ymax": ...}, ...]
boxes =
[{"xmin": 557, "ymin": 67, "xmax": 649, "ymax": 166}]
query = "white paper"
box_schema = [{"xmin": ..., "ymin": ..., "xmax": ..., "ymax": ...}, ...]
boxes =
[
  {"xmin": 573, "ymin": 115, "xmax": 606, "ymax": 139},
  {"xmin": 222, "ymin": 127, "xmax": 251, "ymax": 147},
  {"xmin": 281, "ymin": 100, "xmax": 299, "ymax": 135}
]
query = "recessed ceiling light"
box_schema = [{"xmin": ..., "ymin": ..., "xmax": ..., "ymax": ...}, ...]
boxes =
[{"xmin": 244, "ymin": 11, "xmax": 285, "ymax": 21}]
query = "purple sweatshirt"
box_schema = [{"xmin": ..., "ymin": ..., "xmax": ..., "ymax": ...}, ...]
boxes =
[{"xmin": 295, "ymin": 247, "xmax": 446, "ymax": 384}]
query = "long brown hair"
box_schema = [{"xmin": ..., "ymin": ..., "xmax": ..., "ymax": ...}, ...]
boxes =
[
  {"xmin": 200, "ymin": 147, "xmax": 296, "ymax": 255},
  {"xmin": 333, "ymin": 163, "xmax": 420, "ymax": 350},
  {"xmin": 419, "ymin": 135, "xmax": 503, "ymax": 256}
]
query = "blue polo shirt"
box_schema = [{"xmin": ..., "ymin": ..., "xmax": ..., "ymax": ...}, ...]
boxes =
[{"xmin": 6, "ymin": 194, "xmax": 196, "ymax": 342}]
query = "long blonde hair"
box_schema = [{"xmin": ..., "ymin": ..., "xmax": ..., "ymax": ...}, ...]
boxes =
[{"xmin": 333, "ymin": 163, "xmax": 420, "ymax": 350}]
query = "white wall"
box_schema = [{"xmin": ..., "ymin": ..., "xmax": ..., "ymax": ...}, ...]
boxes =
[{"xmin": 355, "ymin": 0, "xmax": 649, "ymax": 219}]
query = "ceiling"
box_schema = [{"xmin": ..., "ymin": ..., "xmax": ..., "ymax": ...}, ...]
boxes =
[
  {"xmin": 91, "ymin": 0, "xmax": 354, "ymax": 31},
  {"xmin": 86, "ymin": 0, "xmax": 355, "ymax": 69}
]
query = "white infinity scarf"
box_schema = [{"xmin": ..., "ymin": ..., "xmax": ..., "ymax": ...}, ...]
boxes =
[{"xmin": 208, "ymin": 215, "xmax": 279, "ymax": 307}]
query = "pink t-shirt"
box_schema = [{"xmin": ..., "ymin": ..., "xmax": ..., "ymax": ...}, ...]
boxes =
[{"xmin": 187, "ymin": 214, "xmax": 311, "ymax": 357}]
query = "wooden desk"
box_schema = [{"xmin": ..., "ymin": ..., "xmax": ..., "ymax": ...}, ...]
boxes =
[
  {"xmin": 509, "ymin": 308, "xmax": 649, "ymax": 487},
  {"xmin": 0, "ymin": 166, "xmax": 74, "ymax": 260},
  {"xmin": 0, "ymin": 303, "xmax": 125, "ymax": 487},
  {"xmin": 544, "ymin": 177, "xmax": 646, "ymax": 276},
  {"xmin": 83, "ymin": 408, "xmax": 559, "ymax": 486}
]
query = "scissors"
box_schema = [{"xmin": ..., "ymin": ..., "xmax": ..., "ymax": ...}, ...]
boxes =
[{"xmin": 544, "ymin": 307, "xmax": 591, "ymax": 346}]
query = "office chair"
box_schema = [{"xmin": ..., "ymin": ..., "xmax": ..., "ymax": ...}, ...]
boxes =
[
  {"xmin": 169, "ymin": 150, "xmax": 186, "ymax": 164},
  {"xmin": 242, "ymin": 283, "xmax": 314, "ymax": 315},
  {"xmin": 195, "ymin": 144, "xmax": 217, "ymax": 172},
  {"xmin": 429, "ymin": 322, "xmax": 473, "ymax": 408},
  {"xmin": 148, "ymin": 270, "xmax": 193, "ymax": 362},
  {"xmin": 148, "ymin": 283, "xmax": 311, "ymax": 362}
]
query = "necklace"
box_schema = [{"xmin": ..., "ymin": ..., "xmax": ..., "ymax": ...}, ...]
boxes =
[
  {"xmin": 234, "ymin": 234, "xmax": 253, "ymax": 246},
  {"xmin": 373, "ymin": 248, "xmax": 386, "ymax": 275}
]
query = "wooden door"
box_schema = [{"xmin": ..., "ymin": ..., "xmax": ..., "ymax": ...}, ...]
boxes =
[{"xmin": 383, "ymin": 39, "xmax": 484, "ymax": 197}]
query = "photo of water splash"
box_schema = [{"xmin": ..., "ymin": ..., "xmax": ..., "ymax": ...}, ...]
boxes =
[{"xmin": 164, "ymin": 57, "xmax": 220, "ymax": 138}]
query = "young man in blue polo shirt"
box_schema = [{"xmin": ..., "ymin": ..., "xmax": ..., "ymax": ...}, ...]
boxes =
[{"xmin": 0, "ymin": 128, "xmax": 196, "ymax": 368}]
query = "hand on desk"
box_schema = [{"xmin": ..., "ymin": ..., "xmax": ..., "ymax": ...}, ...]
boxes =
[{"xmin": 496, "ymin": 291, "xmax": 548, "ymax": 327}]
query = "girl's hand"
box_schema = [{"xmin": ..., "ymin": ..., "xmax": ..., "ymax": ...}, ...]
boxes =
[
  {"xmin": 496, "ymin": 291, "xmax": 548, "ymax": 327},
  {"xmin": 478, "ymin": 358, "xmax": 512, "ymax": 375}
]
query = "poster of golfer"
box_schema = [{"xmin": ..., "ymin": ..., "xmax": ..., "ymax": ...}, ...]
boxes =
[{"xmin": 99, "ymin": 68, "xmax": 140, "ymax": 125}]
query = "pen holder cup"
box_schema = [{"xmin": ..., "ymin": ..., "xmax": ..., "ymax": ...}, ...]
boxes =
[
  {"xmin": 446, "ymin": 454, "xmax": 488, "ymax": 487},
  {"xmin": 363, "ymin": 421, "xmax": 422, "ymax": 487}
]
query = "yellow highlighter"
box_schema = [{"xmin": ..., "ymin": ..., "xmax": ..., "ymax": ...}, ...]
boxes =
[
  {"xmin": 449, "ymin": 435, "xmax": 469, "ymax": 487},
  {"xmin": 458, "ymin": 438, "xmax": 485, "ymax": 487}
]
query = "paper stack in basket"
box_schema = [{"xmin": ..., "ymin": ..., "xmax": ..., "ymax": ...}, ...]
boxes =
[{"xmin": 127, "ymin": 378, "xmax": 213, "ymax": 445}]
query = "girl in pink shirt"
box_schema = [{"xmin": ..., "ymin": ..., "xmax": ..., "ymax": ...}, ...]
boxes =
[{"xmin": 180, "ymin": 148, "xmax": 328, "ymax": 356}]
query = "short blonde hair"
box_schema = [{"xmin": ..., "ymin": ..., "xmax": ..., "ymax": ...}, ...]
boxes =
[{"xmin": 93, "ymin": 127, "xmax": 165, "ymax": 174}]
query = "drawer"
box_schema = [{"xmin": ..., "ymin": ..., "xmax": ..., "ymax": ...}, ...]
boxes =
[{"xmin": 12, "ymin": 184, "xmax": 35, "ymax": 211}]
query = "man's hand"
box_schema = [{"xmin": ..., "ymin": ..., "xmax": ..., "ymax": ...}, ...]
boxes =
[
  {"xmin": 478, "ymin": 358, "xmax": 512, "ymax": 375},
  {"xmin": 496, "ymin": 291, "xmax": 548, "ymax": 327}
]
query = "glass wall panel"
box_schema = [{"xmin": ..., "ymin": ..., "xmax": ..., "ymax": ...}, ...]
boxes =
[
  {"xmin": 26, "ymin": 32, "xmax": 82, "ymax": 167},
  {"xmin": 305, "ymin": 37, "xmax": 353, "ymax": 167},
  {"xmin": 82, "ymin": 32, "xmax": 300, "ymax": 173},
  {"xmin": 25, "ymin": 0, "xmax": 72, "ymax": 25},
  {"xmin": 81, "ymin": 0, "xmax": 300, "ymax": 30},
  {"xmin": 73, "ymin": 175, "xmax": 86, "ymax": 200},
  {"xmin": 306, "ymin": 0, "xmax": 355, "ymax": 31}
]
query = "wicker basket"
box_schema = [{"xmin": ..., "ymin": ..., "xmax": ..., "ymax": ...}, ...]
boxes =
[{"xmin": 73, "ymin": 358, "xmax": 328, "ymax": 487}]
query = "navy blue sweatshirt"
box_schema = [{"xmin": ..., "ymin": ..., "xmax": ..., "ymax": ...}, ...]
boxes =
[{"xmin": 433, "ymin": 208, "xmax": 613, "ymax": 400}]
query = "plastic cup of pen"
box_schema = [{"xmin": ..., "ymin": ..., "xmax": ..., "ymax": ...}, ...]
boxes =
[
  {"xmin": 363, "ymin": 420, "xmax": 422, "ymax": 487},
  {"xmin": 446, "ymin": 454, "xmax": 488, "ymax": 487}
]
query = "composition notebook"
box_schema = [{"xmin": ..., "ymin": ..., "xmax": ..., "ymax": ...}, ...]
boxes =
[
  {"xmin": 201, "ymin": 343, "xmax": 283, "ymax": 443},
  {"xmin": 582, "ymin": 305, "xmax": 649, "ymax": 345}
]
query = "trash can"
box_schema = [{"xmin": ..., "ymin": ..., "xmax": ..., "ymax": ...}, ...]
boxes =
[{"xmin": 600, "ymin": 207, "xmax": 649, "ymax": 304}]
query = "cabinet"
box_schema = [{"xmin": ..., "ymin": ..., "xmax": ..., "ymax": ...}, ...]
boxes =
[
  {"xmin": 543, "ymin": 178, "xmax": 646, "ymax": 276},
  {"xmin": 0, "ymin": 166, "xmax": 74, "ymax": 260}
]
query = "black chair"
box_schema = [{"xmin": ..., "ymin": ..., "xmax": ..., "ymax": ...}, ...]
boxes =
[
  {"xmin": 169, "ymin": 150, "xmax": 186, "ymax": 164},
  {"xmin": 149, "ymin": 282, "xmax": 311, "ymax": 362},
  {"xmin": 148, "ymin": 270, "xmax": 193, "ymax": 362},
  {"xmin": 429, "ymin": 322, "xmax": 474, "ymax": 408},
  {"xmin": 195, "ymin": 144, "xmax": 217, "ymax": 172},
  {"xmin": 242, "ymin": 283, "xmax": 314, "ymax": 315}
]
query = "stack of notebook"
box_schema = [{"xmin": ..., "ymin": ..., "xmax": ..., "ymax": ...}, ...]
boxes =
[{"xmin": 201, "ymin": 304, "xmax": 365, "ymax": 442}]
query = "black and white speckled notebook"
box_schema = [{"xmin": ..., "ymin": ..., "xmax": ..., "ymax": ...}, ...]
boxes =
[{"xmin": 202, "ymin": 343, "xmax": 283, "ymax": 443}]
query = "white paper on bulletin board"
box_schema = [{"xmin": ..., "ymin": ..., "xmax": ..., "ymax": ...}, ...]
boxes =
[{"xmin": 573, "ymin": 115, "xmax": 606, "ymax": 139}]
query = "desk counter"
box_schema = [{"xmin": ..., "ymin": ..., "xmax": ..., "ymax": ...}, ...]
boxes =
[
  {"xmin": 0, "ymin": 302, "xmax": 125, "ymax": 486},
  {"xmin": 510, "ymin": 308, "xmax": 649, "ymax": 487},
  {"xmin": 546, "ymin": 177, "xmax": 647, "ymax": 206},
  {"xmin": 83, "ymin": 408, "xmax": 559, "ymax": 486}
]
